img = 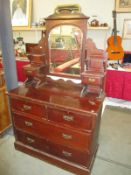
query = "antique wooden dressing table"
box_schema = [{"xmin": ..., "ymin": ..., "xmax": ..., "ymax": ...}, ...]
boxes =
[{"xmin": 8, "ymin": 7, "xmax": 107, "ymax": 175}]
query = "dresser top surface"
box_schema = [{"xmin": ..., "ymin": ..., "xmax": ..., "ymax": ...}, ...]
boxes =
[{"xmin": 8, "ymin": 81, "xmax": 103, "ymax": 114}]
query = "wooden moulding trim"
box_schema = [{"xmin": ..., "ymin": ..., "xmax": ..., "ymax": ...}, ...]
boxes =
[{"xmin": 15, "ymin": 141, "xmax": 92, "ymax": 175}]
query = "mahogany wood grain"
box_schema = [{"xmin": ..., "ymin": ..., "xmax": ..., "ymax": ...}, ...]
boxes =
[
  {"xmin": 8, "ymin": 84, "xmax": 103, "ymax": 114},
  {"xmin": 11, "ymin": 98, "xmax": 46, "ymax": 118},
  {"xmin": 15, "ymin": 141, "xmax": 95, "ymax": 175},
  {"xmin": 48, "ymin": 140, "xmax": 92, "ymax": 167},
  {"xmin": 13, "ymin": 112, "xmax": 92, "ymax": 152},
  {"xmin": 15, "ymin": 129, "xmax": 92, "ymax": 167},
  {"xmin": 15, "ymin": 129, "xmax": 50, "ymax": 153},
  {"xmin": 82, "ymin": 71, "xmax": 104, "ymax": 86},
  {"xmin": 8, "ymin": 78, "xmax": 103, "ymax": 174},
  {"xmin": 45, "ymin": 15, "xmax": 88, "ymax": 75},
  {"xmin": 7, "ymin": 9, "xmax": 104, "ymax": 175},
  {"xmin": 47, "ymin": 106, "xmax": 95, "ymax": 131}
]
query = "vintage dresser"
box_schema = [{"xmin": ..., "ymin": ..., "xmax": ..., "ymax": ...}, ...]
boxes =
[{"xmin": 8, "ymin": 6, "xmax": 107, "ymax": 175}]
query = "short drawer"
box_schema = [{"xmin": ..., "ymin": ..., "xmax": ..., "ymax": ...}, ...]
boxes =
[
  {"xmin": 48, "ymin": 107, "xmax": 94, "ymax": 130},
  {"xmin": 11, "ymin": 98, "xmax": 46, "ymax": 118},
  {"xmin": 13, "ymin": 113, "xmax": 47, "ymax": 137},
  {"xmin": 15, "ymin": 129, "xmax": 49, "ymax": 153},
  {"xmin": 81, "ymin": 71, "xmax": 104, "ymax": 86},
  {"xmin": 48, "ymin": 141, "xmax": 91, "ymax": 167},
  {"xmin": 13, "ymin": 113, "xmax": 92, "ymax": 152},
  {"xmin": 82, "ymin": 75, "xmax": 103, "ymax": 86}
]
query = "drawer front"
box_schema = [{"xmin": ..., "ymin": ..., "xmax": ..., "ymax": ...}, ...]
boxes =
[
  {"xmin": 82, "ymin": 75, "xmax": 103, "ymax": 86},
  {"xmin": 15, "ymin": 129, "xmax": 91, "ymax": 167},
  {"xmin": 11, "ymin": 98, "xmax": 46, "ymax": 118},
  {"xmin": 48, "ymin": 141, "xmax": 91, "ymax": 166},
  {"xmin": 13, "ymin": 113, "xmax": 92, "ymax": 152},
  {"xmin": 48, "ymin": 107, "xmax": 93, "ymax": 130},
  {"xmin": 15, "ymin": 129, "xmax": 49, "ymax": 153},
  {"xmin": 49, "ymin": 126, "xmax": 92, "ymax": 152}
]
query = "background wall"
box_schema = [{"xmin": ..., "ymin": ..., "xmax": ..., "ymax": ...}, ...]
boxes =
[{"xmin": 13, "ymin": 0, "xmax": 131, "ymax": 50}]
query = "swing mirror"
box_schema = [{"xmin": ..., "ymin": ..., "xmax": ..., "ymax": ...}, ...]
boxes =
[{"xmin": 48, "ymin": 25, "xmax": 83, "ymax": 76}]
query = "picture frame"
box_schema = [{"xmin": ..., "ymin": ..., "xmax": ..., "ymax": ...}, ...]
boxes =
[
  {"xmin": 122, "ymin": 19, "xmax": 131, "ymax": 39},
  {"xmin": 55, "ymin": 4, "xmax": 81, "ymax": 14},
  {"xmin": 10, "ymin": 0, "xmax": 32, "ymax": 30},
  {"xmin": 115, "ymin": 0, "xmax": 131, "ymax": 12}
]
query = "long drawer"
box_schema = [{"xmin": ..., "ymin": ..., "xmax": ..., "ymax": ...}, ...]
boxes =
[
  {"xmin": 13, "ymin": 112, "xmax": 92, "ymax": 152},
  {"xmin": 47, "ymin": 107, "xmax": 95, "ymax": 131},
  {"xmin": 11, "ymin": 98, "xmax": 46, "ymax": 118},
  {"xmin": 15, "ymin": 129, "xmax": 92, "ymax": 167}
]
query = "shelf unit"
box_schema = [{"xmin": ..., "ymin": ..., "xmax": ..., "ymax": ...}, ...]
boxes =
[
  {"xmin": 88, "ymin": 26, "xmax": 109, "ymax": 30},
  {"xmin": 13, "ymin": 26, "xmax": 46, "ymax": 31},
  {"xmin": 12, "ymin": 26, "xmax": 110, "ymax": 53},
  {"xmin": 13, "ymin": 26, "xmax": 109, "ymax": 31}
]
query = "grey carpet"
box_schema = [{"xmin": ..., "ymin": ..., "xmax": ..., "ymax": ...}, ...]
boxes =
[{"xmin": 97, "ymin": 106, "xmax": 131, "ymax": 166}]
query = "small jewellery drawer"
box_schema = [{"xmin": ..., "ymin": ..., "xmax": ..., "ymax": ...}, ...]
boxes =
[
  {"xmin": 13, "ymin": 113, "xmax": 92, "ymax": 152},
  {"xmin": 48, "ymin": 107, "xmax": 94, "ymax": 130},
  {"xmin": 11, "ymin": 98, "xmax": 46, "ymax": 118},
  {"xmin": 82, "ymin": 75, "xmax": 102, "ymax": 86},
  {"xmin": 15, "ymin": 130, "xmax": 49, "ymax": 153},
  {"xmin": 48, "ymin": 141, "xmax": 91, "ymax": 166},
  {"xmin": 81, "ymin": 71, "xmax": 104, "ymax": 86}
]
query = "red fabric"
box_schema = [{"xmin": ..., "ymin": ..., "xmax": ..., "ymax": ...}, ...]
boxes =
[
  {"xmin": 123, "ymin": 73, "xmax": 131, "ymax": 100},
  {"xmin": 0, "ymin": 60, "xmax": 29, "ymax": 82},
  {"xmin": 105, "ymin": 70, "xmax": 131, "ymax": 101},
  {"xmin": 16, "ymin": 60, "xmax": 29, "ymax": 82},
  {"xmin": 0, "ymin": 62, "xmax": 3, "ymax": 68}
]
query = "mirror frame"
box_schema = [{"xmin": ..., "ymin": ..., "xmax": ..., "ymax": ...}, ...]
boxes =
[{"xmin": 45, "ymin": 12, "xmax": 89, "ymax": 79}]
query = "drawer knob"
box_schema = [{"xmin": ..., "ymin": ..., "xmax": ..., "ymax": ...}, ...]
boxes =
[
  {"xmin": 24, "ymin": 121, "xmax": 33, "ymax": 127},
  {"xmin": 88, "ymin": 78, "xmax": 95, "ymax": 83},
  {"xmin": 63, "ymin": 115, "xmax": 74, "ymax": 122},
  {"xmin": 26, "ymin": 137, "xmax": 35, "ymax": 143},
  {"xmin": 62, "ymin": 150, "xmax": 72, "ymax": 157},
  {"xmin": 23, "ymin": 105, "xmax": 32, "ymax": 111},
  {"xmin": 62, "ymin": 133, "xmax": 72, "ymax": 140}
]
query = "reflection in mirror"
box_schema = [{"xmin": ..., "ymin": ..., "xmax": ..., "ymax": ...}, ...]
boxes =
[{"xmin": 49, "ymin": 25, "xmax": 83, "ymax": 76}]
